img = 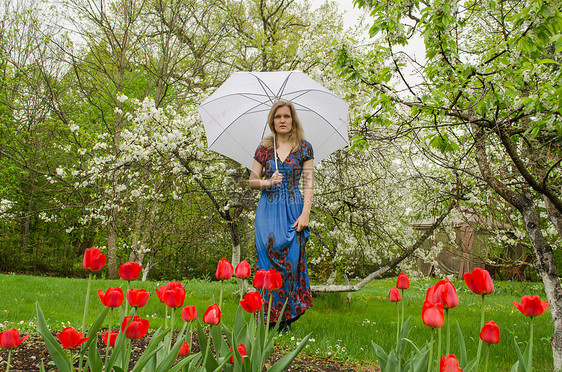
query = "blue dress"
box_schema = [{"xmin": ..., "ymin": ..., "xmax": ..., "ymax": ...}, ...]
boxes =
[{"xmin": 253, "ymin": 139, "xmax": 314, "ymax": 323}]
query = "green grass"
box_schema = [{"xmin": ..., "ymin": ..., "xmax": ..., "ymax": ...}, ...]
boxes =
[{"xmin": 0, "ymin": 274, "xmax": 555, "ymax": 370}]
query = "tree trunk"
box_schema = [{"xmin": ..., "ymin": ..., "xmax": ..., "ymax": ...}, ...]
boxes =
[
  {"xmin": 107, "ymin": 218, "xmax": 118, "ymax": 279},
  {"xmin": 472, "ymin": 123, "xmax": 562, "ymax": 371},
  {"xmin": 546, "ymin": 196, "xmax": 562, "ymax": 237}
]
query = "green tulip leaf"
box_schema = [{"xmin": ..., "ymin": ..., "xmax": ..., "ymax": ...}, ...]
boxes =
[
  {"xmin": 513, "ymin": 336, "xmax": 528, "ymax": 372},
  {"xmin": 105, "ymin": 327, "xmax": 128, "ymax": 371},
  {"xmin": 87, "ymin": 338, "xmax": 103, "ymax": 372},
  {"xmin": 80, "ymin": 306, "xmax": 110, "ymax": 358},
  {"xmin": 35, "ymin": 302, "xmax": 73, "ymax": 372},
  {"xmin": 372, "ymin": 341, "xmax": 388, "ymax": 370},
  {"xmin": 397, "ymin": 316, "xmax": 412, "ymax": 359},
  {"xmin": 268, "ymin": 333, "xmax": 311, "ymax": 372},
  {"xmin": 168, "ymin": 354, "xmax": 200, "ymax": 372},
  {"xmin": 456, "ymin": 321, "xmax": 468, "ymax": 366},
  {"xmin": 383, "ymin": 349, "xmax": 398, "ymax": 372},
  {"xmin": 130, "ymin": 327, "xmax": 168, "ymax": 372},
  {"xmin": 511, "ymin": 361, "xmax": 520, "ymax": 372},
  {"xmin": 412, "ymin": 344, "xmax": 430, "ymax": 372}
]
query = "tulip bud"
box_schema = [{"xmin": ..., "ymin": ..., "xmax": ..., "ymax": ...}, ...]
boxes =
[
  {"xmin": 229, "ymin": 343, "xmax": 247, "ymax": 364},
  {"xmin": 235, "ymin": 260, "xmax": 252, "ymax": 279},
  {"xmin": 127, "ymin": 288, "xmax": 150, "ymax": 308},
  {"xmin": 0, "ymin": 329, "xmax": 29, "ymax": 349},
  {"xmin": 82, "ymin": 248, "xmax": 106, "ymax": 271},
  {"xmin": 396, "ymin": 273, "xmax": 410, "ymax": 289},
  {"xmin": 480, "ymin": 320, "xmax": 500, "ymax": 344},
  {"xmin": 182, "ymin": 305, "xmax": 197, "ymax": 322},
  {"xmin": 216, "ymin": 258, "xmax": 234, "ymax": 280},
  {"xmin": 240, "ymin": 291, "xmax": 263, "ymax": 313},
  {"xmin": 513, "ymin": 295, "xmax": 549, "ymax": 318},
  {"xmin": 203, "ymin": 304, "xmax": 221, "ymax": 325},
  {"xmin": 389, "ymin": 287, "xmax": 401, "ymax": 302},
  {"xmin": 178, "ymin": 341, "xmax": 190, "ymax": 356},
  {"xmin": 119, "ymin": 262, "xmax": 142, "ymax": 281},
  {"xmin": 464, "ymin": 267, "xmax": 494, "ymax": 295},
  {"xmin": 56, "ymin": 327, "xmax": 89, "ymax": 349}
]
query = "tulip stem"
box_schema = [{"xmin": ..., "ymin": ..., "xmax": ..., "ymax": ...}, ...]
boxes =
[
  {"xmin": 81, "ymin": 272, "xmax": 93, "ymax": 334},
  {"xmin": 446, "ymin": 308, "xmax": 450, "ymax": 355},
  {"xmin": 219, "ymin": 280, "xmax": 224, "ymax": 310},
  {"xmin": 104, "ymin": 308, "xmax": 114, "ymax": 367},
  {"xmin": 529, "ymin": 316, "xmax": 534, "ymax": 372},
  {"xmin": 438, "ymin": 326, "xmax": 442, "ymax": 367},
  {"xmin": 395, "ymin": 301, "xmax": 400, "ymax": 349},
  {"xmin": 202, "ymin": 325, "xmax": 212, "ymax": 367},
  {"xmin": 78, "ymin": 271, "xmax": 93, "ymax": 372},
  {"xmin": 484, "ymin": 343, "xmax": 490, "ymax": 372},
  {"xmin": 6, "ymin": 350, "xmax": 11, "ymax": 372},
  {"xmin": 265, "ymin": 292, "xmax": 273, "ymax": 345},
  {"xmin": 428, "ymin": 330, "xmax": 434, "ymax": 372},
  {"xmin": 187, "ymin": 321, "xmax": 193, "ymax": 354},
  {"xmin": 168, "ymin": 308, "xmax": 176, "ymax": 353},
  {"xmin": 124, "ymin": 280, "xmax": 130, "ymax": 316},
  {"xmin": 400, "ymin": 289, "xmax": 405, "ymax": 330},
  {"xmin": 476, "ymin": 294, "xmax": 485, "ymax": 369}
]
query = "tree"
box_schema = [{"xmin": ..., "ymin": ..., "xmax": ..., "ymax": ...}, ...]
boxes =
[{"xmin": 342, "ymin": 0, "xmax": 562, "ymax": 368}]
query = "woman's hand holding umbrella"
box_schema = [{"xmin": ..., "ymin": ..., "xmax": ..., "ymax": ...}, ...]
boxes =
[{"xmin": 269, "ymin": 171, "xmax": 283, "ymax": 187}]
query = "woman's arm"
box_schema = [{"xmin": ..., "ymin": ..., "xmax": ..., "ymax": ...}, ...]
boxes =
[
  {"xmin": 292, "ymin": 159, "xmax": 314, "ymax": 232},
  {"xmin": 248, "ymin": 160, "xmax": 283, "ymax": 190}
]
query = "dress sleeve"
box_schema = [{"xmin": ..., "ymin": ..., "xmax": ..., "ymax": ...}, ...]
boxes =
[
  {"xmin": 254, "ymin": 145, "xmax": 267, "ymax": 166},
  {"xmin": 302, "ymin": 140, "xmax": 314, "ymax": 162}
]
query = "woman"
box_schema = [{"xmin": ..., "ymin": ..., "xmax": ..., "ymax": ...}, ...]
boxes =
[{"xmin": 248, "ymin": 101, "xmax": 314, "ymax": 332}]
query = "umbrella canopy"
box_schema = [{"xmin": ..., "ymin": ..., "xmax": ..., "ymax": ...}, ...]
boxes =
[{"xmin": 198, "ymin": 71, "xmax": 349, "ymax": 169}]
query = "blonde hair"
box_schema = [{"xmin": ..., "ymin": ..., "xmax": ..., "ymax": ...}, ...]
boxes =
[{"xmin": 260, "ymin": 101, "xmax": 305, "ymax": 150}]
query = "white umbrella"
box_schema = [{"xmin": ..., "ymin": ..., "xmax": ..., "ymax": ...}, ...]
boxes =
[{"xmin": 197, "ymin": 71, "xmax": 349, "ymax": 169}]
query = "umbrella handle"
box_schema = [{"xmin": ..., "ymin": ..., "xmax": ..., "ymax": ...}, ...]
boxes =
[{"xmin": 273, "ymin": 134, "xmax": 278, "ymax": 171}]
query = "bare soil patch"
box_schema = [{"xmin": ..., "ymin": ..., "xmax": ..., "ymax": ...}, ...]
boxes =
[{"xmin": 0, "ymin": 333, "xmax": 378, "ymax": 371}]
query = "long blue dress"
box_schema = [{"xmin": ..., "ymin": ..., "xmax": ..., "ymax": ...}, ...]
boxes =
[{"xmin": 253, "ymin": 139, "xmax": 314, "ymax": 323}]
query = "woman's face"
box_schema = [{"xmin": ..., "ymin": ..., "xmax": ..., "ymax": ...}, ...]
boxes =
[{"xmin": 273, "ymin": 106, "xmax": 293, "ymax": 135}]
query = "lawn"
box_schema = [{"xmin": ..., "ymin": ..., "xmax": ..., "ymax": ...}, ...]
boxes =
[{"xmin": 0, "ymin": 273, "xmax": 555, "ymax": 370}]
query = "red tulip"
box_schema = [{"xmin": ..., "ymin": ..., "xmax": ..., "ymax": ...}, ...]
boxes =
[
  {"xmin": 428, "ymin": 279, "xmax": 459, "ymax": 309},
  {"xmin": 397, "ymin": 273, "xmax": 410, "ymax": 289},
  {"xmin": 127, "ymin": 288, "xmax": 150, "ymax": 308},
  {"xmin": 163, "ymin": 285, "xmax": 186, "ymax": 308},
  {"xmin": 513, "ymin": 295, "xmax": 549, "ymax": 317},
  {"xmin": 155, "ymin": 282, "xmax": 184, "ymax": 303},
  {"xmin": 57, "ymin": 327, "xmax": 89, "ymax": 349},
  {"xmin": 182, "ymin": 305, "xmax": 197, "ymax": 322},
  {"xmin": 235, "ymin": 260, "xmax": 252, "ymax": 279},
  {"xmin": 480, "ymin": 320, "xmax": 500, "ymax": 344},
  {"xmin": 422, "ymin": 300, "xmax": 444, "ymax": 328},
  {"xmin": 102, "ymin": 331, "xmax": 118, "ymax": 347},
  {"xmin": 253, "ymin": 270, "xmax": 266, "ymax": 289},
  {"xmin": 440, "ymin": 354, "xmax": 463, "ymax": 371},
  {"xmin": 178, "ymin": 341, "xmax": 190, "ymax": 356},
  {"xmin": 121, "ymin": 316, "xmax": 149, "ymax": 339},
  {"xmin": 82, "ymin": 248, "xmax": 106, "ymax": 271},
  {"xmin": 240, "ymin": 291, "xmax": 263, "ymax": 313},
  {"xmin": 229, "ymin": 343, "xmax": 247, "ymax": 364},
  {"xmin": 203, "ymin": 304, "xmax": 221, "ymax": 325},
  {"xmin": 464, "ymin": 267, "xmax": 494, "ymax": 295},
  {"xmin": 119, "ymin": 262, "xmax": 142, "ymax": 281},
  {"xmin": 0, "ymin": 329, "xmax": 29, "ymax": 349},
  {"xmin": 264, "ymin": 269, "xmax": 283, "ymax": 291},
  {"xmin": 98, "ymin": 287, "xmax": 124, "ymax": 308},
  {"xmin": 216, "ymin": 258, "xmax": 234, "ymax": 280},
  {"xmin": 389, "ymin": 287, "xmax": 401, "ymax": 302}
]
